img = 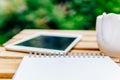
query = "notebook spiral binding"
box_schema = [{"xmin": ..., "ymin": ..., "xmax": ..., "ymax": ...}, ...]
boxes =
[{"xmin": 28, "ymin": 51, "xmax": 105, "ymax": 58}]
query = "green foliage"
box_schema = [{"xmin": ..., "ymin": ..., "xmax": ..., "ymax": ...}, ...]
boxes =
[{"xmin": 0, "ymin": 0, "xmax": 120, "ymax": 45}]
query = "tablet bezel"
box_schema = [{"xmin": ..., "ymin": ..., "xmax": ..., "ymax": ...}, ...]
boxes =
[{"xmin": 5, "ymin": 32, "xmax": 82, "ymax": 54}]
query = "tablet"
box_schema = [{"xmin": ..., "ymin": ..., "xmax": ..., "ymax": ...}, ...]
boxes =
[{"xmin": 5, "ymin": 32, "xmax": 82, "ymax": 54}]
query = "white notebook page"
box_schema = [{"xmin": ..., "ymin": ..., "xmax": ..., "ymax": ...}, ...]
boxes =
[{"xmin": 12, "ymin": 56, "xmax": 120, "ymax": 80}]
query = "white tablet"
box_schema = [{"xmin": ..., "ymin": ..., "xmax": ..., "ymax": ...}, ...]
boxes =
[{"xmin": 5, "ymin": 32, "xmax": 82, "ymax": 54}]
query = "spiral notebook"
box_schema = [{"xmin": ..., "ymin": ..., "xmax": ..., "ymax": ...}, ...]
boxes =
[{"xmin": 12, "ymin": 53, "xmax": 120, "ymax": 80}]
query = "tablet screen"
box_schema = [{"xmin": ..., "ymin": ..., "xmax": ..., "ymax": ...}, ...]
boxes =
[{"xmin": 16, "ymin": 35, "xmax": 76, "ymax": 50}]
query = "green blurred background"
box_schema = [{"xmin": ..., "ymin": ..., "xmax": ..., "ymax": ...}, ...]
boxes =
[{"xmin": 0, "ymin": 0, "xmax": 120, "ymax": 45}]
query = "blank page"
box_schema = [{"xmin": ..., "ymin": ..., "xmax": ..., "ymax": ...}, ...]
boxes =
[{"xmin": 12, "ymin": 56, "xmax": 120, "ymax": 80}]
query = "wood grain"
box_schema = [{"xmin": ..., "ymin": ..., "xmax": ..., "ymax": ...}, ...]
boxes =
[
  {"xmin": 0, "ymin": 79, "xmax": 10, "ymax": 80},
  {"xmin": 0, "ymin": 58, "xmax": 21, "ymax": 78}
]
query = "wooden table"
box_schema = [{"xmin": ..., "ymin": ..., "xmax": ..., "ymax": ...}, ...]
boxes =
[{"xmin": 0, "ymin": 29, "xmax": 120, "ymax": 80}]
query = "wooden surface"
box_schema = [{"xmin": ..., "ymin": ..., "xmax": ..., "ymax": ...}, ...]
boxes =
[{"xmin": 0, "ymin": 29, "xmax": 120, "ymax": 80}]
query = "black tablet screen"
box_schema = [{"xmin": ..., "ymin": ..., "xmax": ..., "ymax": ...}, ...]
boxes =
[{"xmin": 16, "ymin": 35, "xmax": 76, "ymax": 50}]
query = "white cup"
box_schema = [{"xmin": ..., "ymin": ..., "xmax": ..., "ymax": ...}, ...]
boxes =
[{"xmin": 96, "ymin": 13, "xmax": 120, "ymax": 58}]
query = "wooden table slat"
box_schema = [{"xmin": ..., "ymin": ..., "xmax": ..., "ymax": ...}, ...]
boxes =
[
  {"xmin": 75, "ymin": 41, "xmax": 98, "ymax": 50},
  {"xmin": 0, "ymin": 58, "xmax": 21, "ymax": 78},
  {"xmin": 19, "ymin": 29, "xmax": 96, "ymax": 36},
  {"xmin": 0, "ymin": 78, "xmax": 11, "ymax": 80}
]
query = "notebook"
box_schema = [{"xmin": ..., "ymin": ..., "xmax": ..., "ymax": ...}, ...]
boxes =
[{"xmin": 12, "ymin": 53, "xmax": 120, "ymax": 80}]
